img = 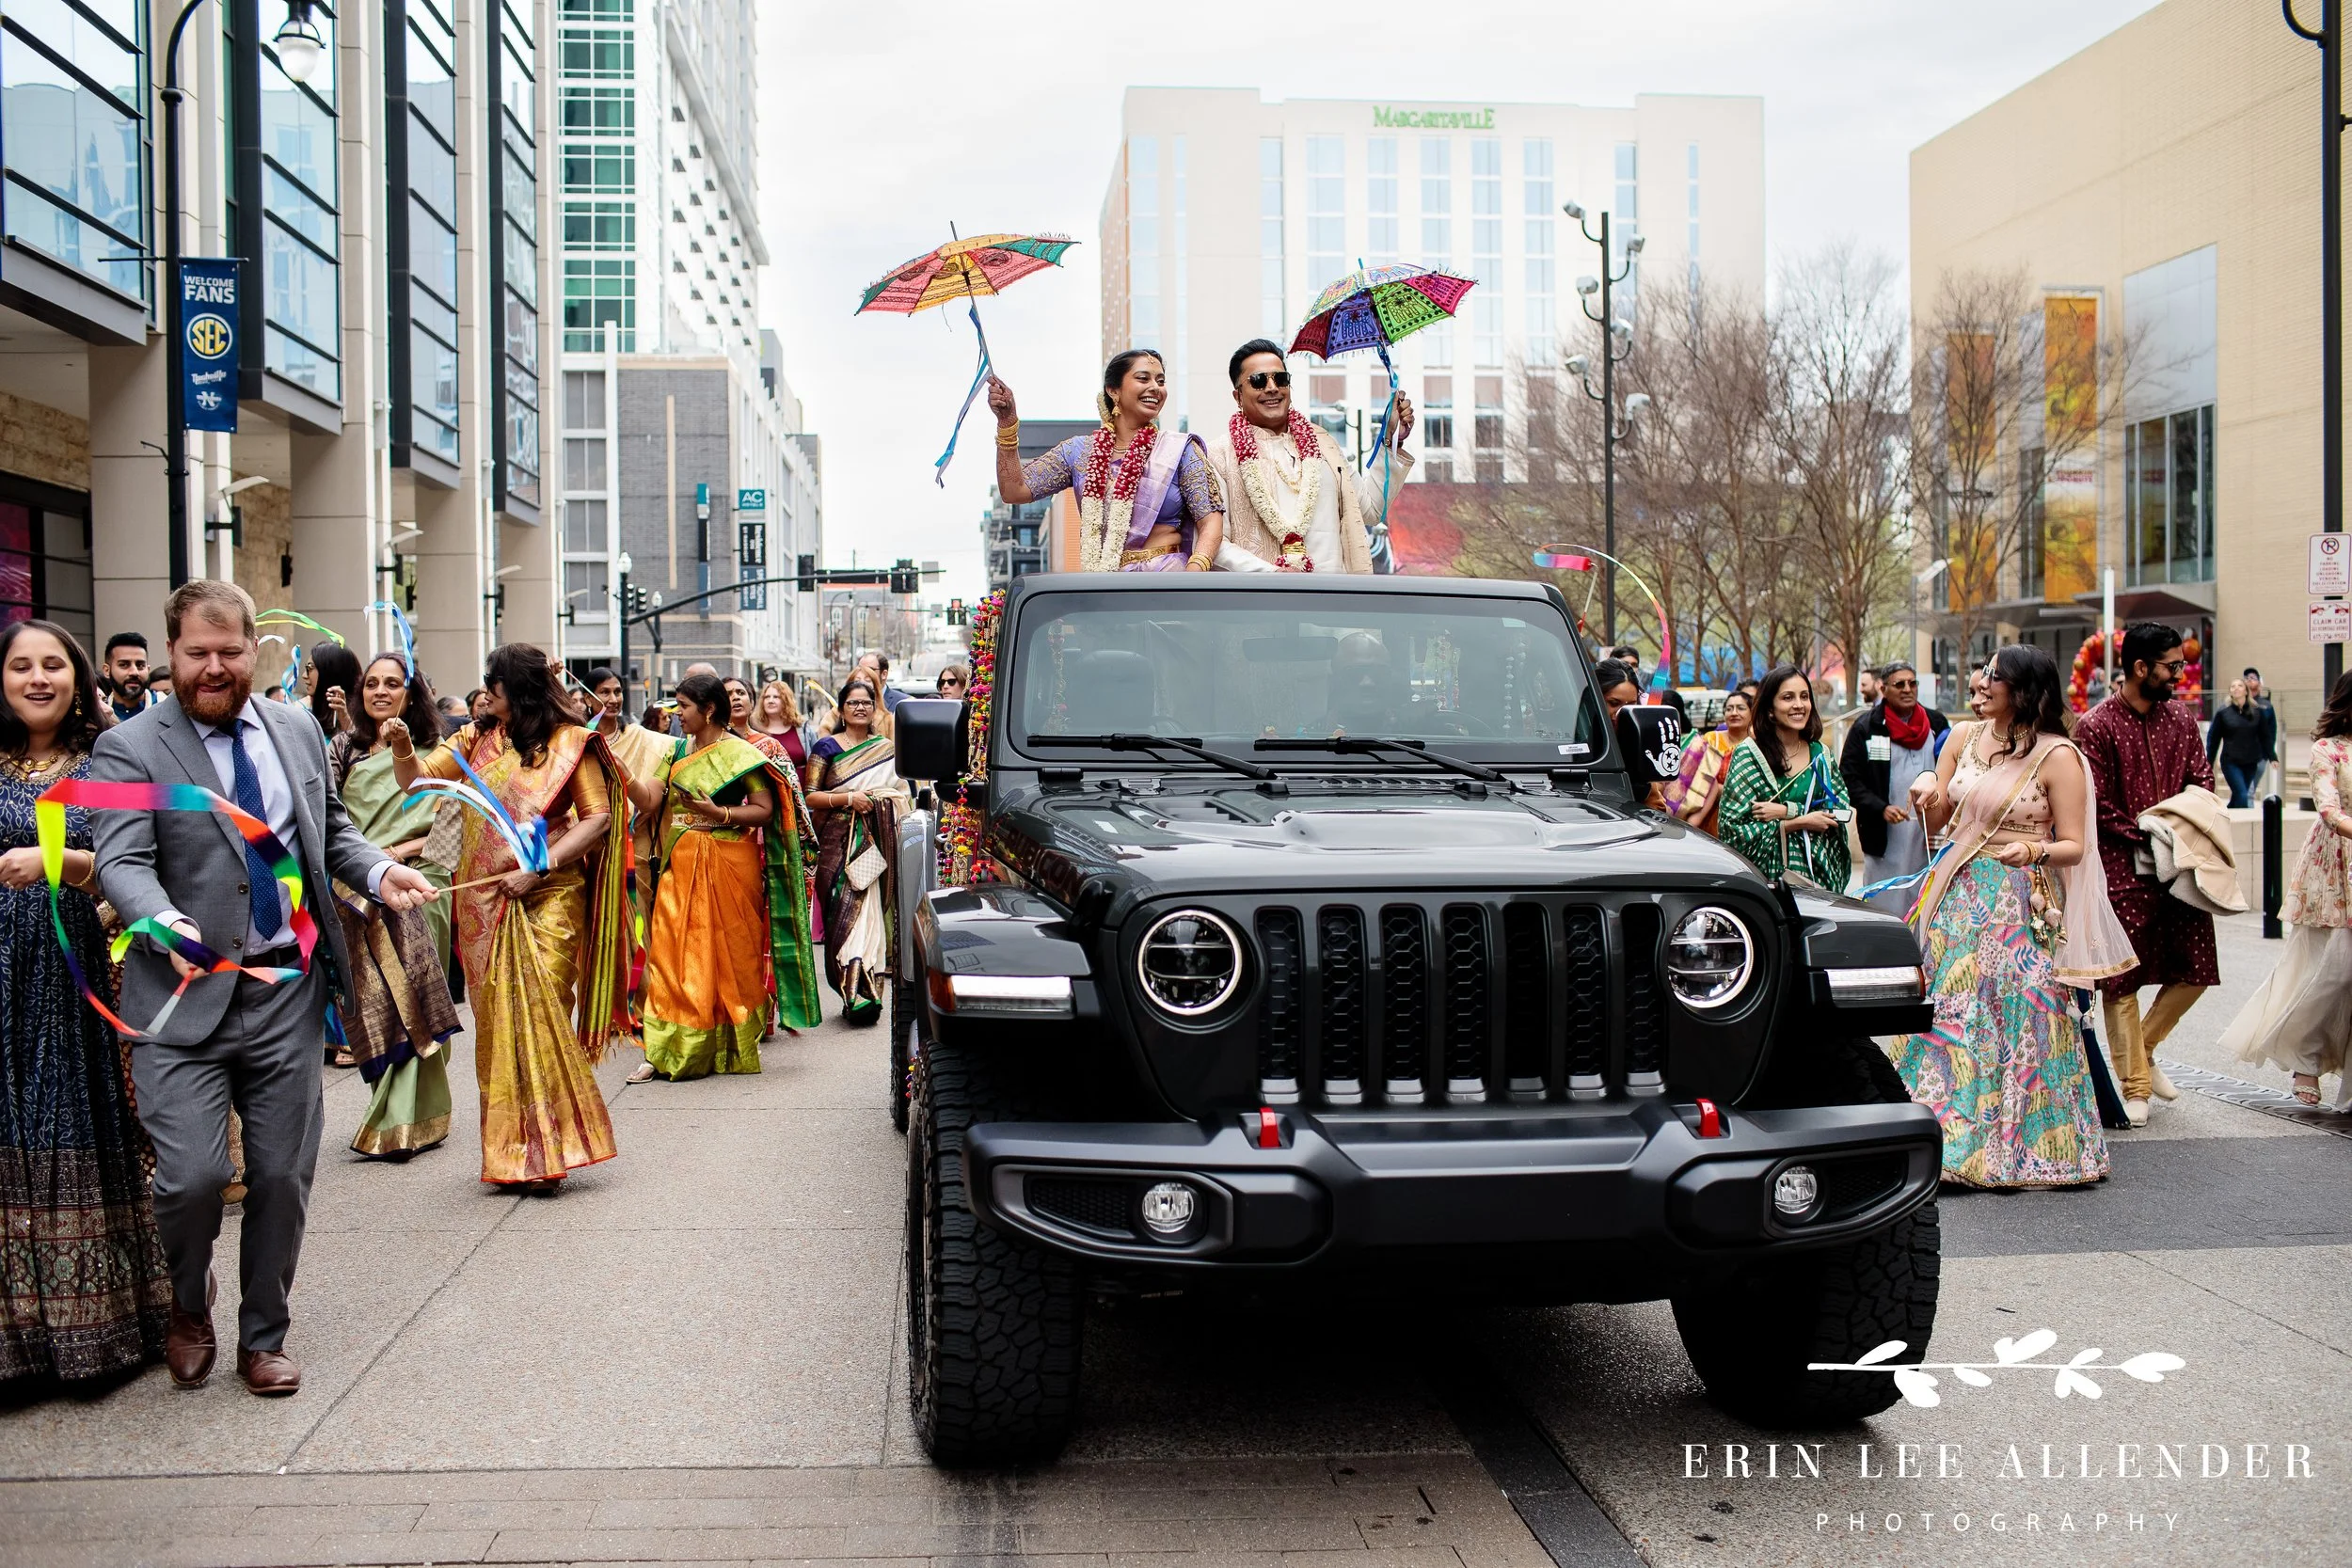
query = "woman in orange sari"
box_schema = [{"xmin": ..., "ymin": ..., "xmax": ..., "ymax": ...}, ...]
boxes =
[{"xmin": 387, "ymin": 644, "xmax": 630, "ymax": 1193}]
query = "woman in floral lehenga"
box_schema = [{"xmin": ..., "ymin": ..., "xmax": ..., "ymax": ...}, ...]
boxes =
[
  {"xmin": 389, "ymin": 644, "xmax": 629, "ymax": 1193},
  {"xmin": 805, "ymin": 678, "xmax": 908, "ymax": 1026},
  {"xmin": 725, "ymin": 677, "xmax": 821, "ymax": 1035},
  {"xmin": 0, "ymin": 620, "xmax": 171, "ymax": 1384},
  {"xmin": 1888, "ymin": 644, "xmax": 2136, "ymax": 1188},
  {"xmin": 330, "ymin": 654, "xmax": 462, "ymax": 1157}
]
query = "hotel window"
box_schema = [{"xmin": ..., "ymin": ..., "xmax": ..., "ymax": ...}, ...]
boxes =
[
  {"xmin": 1366, "ymin": 136, "xmax": 1398, "ymax": 264},
  {"xmin": 2125, "ymin": 404, "xmax": 2216, "ymax": 586},
  {"xmin": 231, "ymin": 0, "xmax": 342, "ymax": 403},
  {"xmin": 1306, "ymin": 135, "xmax": 1344, "ymax": 293},
  {"xmin": 1522, "ymin": 139, "xmax": 1554, "ymax": 369},
  {"xmin": 1419, "ymin": 137, "xmax": 1450, "ymax": 263},
  {"xmin": 1686, "ymin": 143, "xmax": 1701, "ymax": 290},
  {"xmin": 491, "ymin": 0, "xmax": 541, "ymax": 513},
  {"xmin": 1470, "ymin": 138, "xmax": 1501, "ymax": 368},
  {"xmin": 1126, "ymin": 135, "xmax": 1158, "ymax": 345},
  {"xmin": 559, "ymin": 0, "xmax": 633, "ymax": 349},
  {"xmin": 0, "ymin": 0, "xmax": 149, "ymax": 304},
  {"xmin": 564, "ymin": 257, "xmax": 632, "ymax": 347},
  {"xmin": 386, "ymin": 0, "xmax": 458, "ymax": 467},
  {"xmin": 1613, "ymin": 141, "xmax": 1637, "ymax": 227},
  {"xmin": 1172, "ymin": 135, "xmax": 1186, "ymax": 420},
  {"xmin": 1259, "ymin": 137, "xmax": 1284, "ymax": 336},
  {"xmin": 1473, "ymin": 373, "xmax": 1503, "ymax": 483},
  {"xmin": 1422, "ymin": 375, "xmax": 1454, "ymax": 483}
]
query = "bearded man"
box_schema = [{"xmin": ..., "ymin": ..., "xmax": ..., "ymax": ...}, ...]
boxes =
[
  {"xmin": 90, "ymin": 580, "xmax": 435, "ymax": 1396},
  {"xmin": 1205, "ymin": 340, "xmax": 1413, "ymax": 574}
]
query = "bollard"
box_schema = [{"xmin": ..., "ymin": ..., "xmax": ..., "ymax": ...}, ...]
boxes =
[{"xmin": 2264, "ymin": 793, "xmax": 2284, "ymax": 940}]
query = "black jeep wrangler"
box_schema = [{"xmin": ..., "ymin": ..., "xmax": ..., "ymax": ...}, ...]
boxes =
[{"xmin": 889, "ymin": 573, "xmax": 1941, "ymax": 1467}]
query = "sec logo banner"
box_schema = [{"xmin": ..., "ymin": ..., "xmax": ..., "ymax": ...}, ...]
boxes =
[{"xmin": 186, "ymin": 314, "xmax": 232, "ymax": 359}]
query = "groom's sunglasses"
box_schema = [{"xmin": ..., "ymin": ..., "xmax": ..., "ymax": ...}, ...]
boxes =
[{"xmin": 1245, "ymin": 371, "xmax": 1293, "ymax": 390}]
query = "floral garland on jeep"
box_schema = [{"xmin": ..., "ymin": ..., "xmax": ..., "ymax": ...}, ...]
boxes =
[
  {"xmin": 938, "ymin": 590, "xmax": 1005, "ymax": 886},
  {"xmin": 1230, "ymin": 410, "xmax": 1323, "ymax": 571}
]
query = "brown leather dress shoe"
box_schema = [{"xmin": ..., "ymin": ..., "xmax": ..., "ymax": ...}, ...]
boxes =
[
  {"xmin": 166, "ymin": 1274, "xmax": 217, "ymax": 1388},
  {"xmin": 237, "ymin": 1347, "xmax": 301, "ymax": 1397}
]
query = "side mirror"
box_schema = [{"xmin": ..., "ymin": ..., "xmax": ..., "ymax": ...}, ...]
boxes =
[{"xmin": 895, "ymin": 697, "xmax": 968, "ymax": 783}]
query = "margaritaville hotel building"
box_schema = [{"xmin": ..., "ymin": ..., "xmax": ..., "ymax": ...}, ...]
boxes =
[{"xmin": 1101, "ymin": 88, "xmax": 1764, "ymax": 483}]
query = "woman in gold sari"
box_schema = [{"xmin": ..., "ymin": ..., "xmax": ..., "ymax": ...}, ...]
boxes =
[
  {"xmin": 624, "ymin": 673, "xmax": 803, "ymax": 1081},
  {"xmin": 805, "ymin": 677, "xmax": 908, "ymax": 1026},
  {"xmin": 388, "ymin": 644, "xmax": 630, "ymax": 1193},
  {"xmin": 329, "ymin": 653, "xmax": 462, "ymax": 1157}
]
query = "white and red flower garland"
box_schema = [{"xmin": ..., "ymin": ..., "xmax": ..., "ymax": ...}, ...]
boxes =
[
  {"xmin": 1077, "ymin": 424, "xmax": 1158, "ymax": 573},
  {"xmin": 1231, "ymin": 411, "xmax": 1324, "ymax": 571}
]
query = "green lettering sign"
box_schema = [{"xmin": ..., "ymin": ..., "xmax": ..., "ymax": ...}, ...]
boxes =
[{"xmin": 1372, "ymin": 106, "xmax": 1496, "ymax": 131}]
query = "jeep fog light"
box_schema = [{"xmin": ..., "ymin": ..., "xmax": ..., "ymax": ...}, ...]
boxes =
[
  {"xmin": 1773, "ymin": 1165, "xmax": 1820, "ymax": 1219},
  {"xmin": 1138, "ymin": 1180, "xmax": 1199, "ymax": 1238},
  {"xmin": 1665, "ymin": 907, "xmax": 1753, "ymax": 1010}
]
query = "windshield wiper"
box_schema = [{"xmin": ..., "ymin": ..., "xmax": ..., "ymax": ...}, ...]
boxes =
[
  {"xmin": 1029, "ymin": 732, "xmax": 1278, "ymax": 782},
  {"xmin": 1254, "ymin": 735, "xmax": 1517, "ymax": 788}
]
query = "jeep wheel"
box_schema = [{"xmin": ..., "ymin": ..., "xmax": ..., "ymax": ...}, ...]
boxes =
[
  {"xmin": 905, "ymin": 1035, "xmax": 1083, "ymax": 1465},
  {"xmin": 1670, "ymin": 1037, "xmax": 1941, "ymax": 1427}
]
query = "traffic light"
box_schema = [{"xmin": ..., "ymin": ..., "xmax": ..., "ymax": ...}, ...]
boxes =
[
  {"xmin": 797, "ymin": 554, "xmax": 817, "ymax": 593},
  {"xmin": 889, "ymin": 557, "xmax": 919, "ymax": 595}
]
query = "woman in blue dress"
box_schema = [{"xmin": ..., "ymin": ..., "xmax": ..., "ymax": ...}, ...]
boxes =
[
  {"xmin": 0, "ymin": 619, "xmax": 170, "ymax": 1384},
  {"xmin": 986, "ymin": 350, "xmax": 1227, "ymax": 572}
]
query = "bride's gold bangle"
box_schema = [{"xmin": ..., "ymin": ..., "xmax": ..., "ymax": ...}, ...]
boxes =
[{"xmin": 994, "ymin": 422, "xmax": 1022, "ymax": 449}]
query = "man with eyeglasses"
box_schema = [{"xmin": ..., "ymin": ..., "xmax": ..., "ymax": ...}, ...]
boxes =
[
  {"xmin": 2074, "ymin": 621, "xmax": 2218, "ymax": 1126},
  {"xmin": 1203, "ymin": 340, "xmax": 1413, "ymax": 575},
  {"xmin": 1839, "ymin": 661, "xmax": 1948, "ymax": 915}
]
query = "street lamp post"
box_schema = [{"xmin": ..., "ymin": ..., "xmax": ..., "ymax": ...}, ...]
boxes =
[
  {"xmin": 161, "ymin": 1, "xmax": 323, "ymax": 589},
  {"xmin": 2285, "ymin": 0, "xmax": 2345, "ymax": 698},
  {"xmin": 1562, "ymin": 201, "xmax": 1645, "ymax": 645},
  {"xmin": 616, "ymin": 550, "xmax": 634, "ymax": 690}
]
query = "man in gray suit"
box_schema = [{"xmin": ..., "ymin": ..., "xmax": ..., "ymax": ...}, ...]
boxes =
[{"xmin": 93, "ymin": 580, "xmax": 436, "ymax": 1396}]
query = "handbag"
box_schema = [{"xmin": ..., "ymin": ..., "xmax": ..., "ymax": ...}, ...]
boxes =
[{"xmin": 846, "ymin": 841, "xmax": 888, "ymax": 891}]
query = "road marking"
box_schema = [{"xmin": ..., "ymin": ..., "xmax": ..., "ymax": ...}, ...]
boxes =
[{"xmin": 2156, "ymin": 1055, "xmax": 2352, "ymax": 1141}]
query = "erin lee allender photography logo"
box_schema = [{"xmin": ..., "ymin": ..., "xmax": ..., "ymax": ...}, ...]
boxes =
[{"xmin": 1676, "ymin": 1330, "xmax": 2321, "ymax": 1543}]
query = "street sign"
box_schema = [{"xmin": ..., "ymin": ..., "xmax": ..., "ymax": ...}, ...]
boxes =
[
  {"xmin": 737, "ymin": 487, "xmax": 766, "ymax": 512},
  {"xmin": 2311, "ymin": 601, "xmax": 2352, "ymax": 644},
  {"xmin": 180, "ymin": 259, "xmax": 239, "ymax": 433},
  {"xmin": 2312, "ymin": 533, "xmax": 2351, "ymax": 595}
]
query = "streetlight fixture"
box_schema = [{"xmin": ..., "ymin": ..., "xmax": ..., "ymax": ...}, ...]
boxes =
[
  {"xmin": 272, "ymin": 2, "xmax": 326, "ymax": 84},
  {"xmin": 1564, "ymin": 199, "xmax": 1645, "ymax": 642}
]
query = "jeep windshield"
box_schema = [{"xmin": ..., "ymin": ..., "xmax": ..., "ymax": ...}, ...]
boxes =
[{"xmin": 1005, "ymin": 589, "xmax": 1607, "ymax": 768}]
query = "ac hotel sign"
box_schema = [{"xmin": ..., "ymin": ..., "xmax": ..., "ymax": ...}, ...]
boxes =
[{"xmin": 1372, "ymin": 105, "xmax": 1497, "ymax": 130}]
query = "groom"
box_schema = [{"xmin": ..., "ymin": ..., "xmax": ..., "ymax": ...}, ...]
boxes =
[
  {"xmin": 1204, "ymin": 340, "xmax": 1413, "ymax": 574},
  {"xmin": 92, "ymin": 580, "xmax": 435, "ymax": 1395}
]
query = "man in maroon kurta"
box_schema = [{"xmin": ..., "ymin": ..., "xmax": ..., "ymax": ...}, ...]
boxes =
[{"xmin": 2074, "ymin": 622, "xmax": 2217, "ymax": 1125}]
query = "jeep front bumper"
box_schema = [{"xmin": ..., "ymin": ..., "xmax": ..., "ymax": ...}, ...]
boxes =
[{"xmin": 963, "ymin": 1097, "xmax": 1940, "ymax": 1270}]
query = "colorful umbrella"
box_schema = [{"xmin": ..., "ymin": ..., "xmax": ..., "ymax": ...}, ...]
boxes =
[
  {"xmin": 857, "ymin": 231, "xmax": 1078, "ymax": 485},
  {"xmin": 1288, "ymin": 263, "xmax": 1475, "ymax": 568}
]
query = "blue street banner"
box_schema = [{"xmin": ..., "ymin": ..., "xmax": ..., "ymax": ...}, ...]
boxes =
[{"xmin": 180, "ymin": 260, "xmax": 239, "ymax": 433}]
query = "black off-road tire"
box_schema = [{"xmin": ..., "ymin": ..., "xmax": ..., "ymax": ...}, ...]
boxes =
[
  {"xmin": 905, "ymin": 1034, "xmax": 1083, "ymax": 1465},
  {"xmin": 1671, "ymin": 1036, "xmax": 1942, "ymax": 1427}
]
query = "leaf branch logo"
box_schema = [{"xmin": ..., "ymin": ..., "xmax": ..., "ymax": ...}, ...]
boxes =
[{"xmin": 1809, "ymin": 1330, "xmax": 2186, "ymax": 1409}]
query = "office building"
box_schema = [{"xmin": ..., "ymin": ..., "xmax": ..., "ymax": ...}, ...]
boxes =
[
  {"xmin": 1102, "ymin": 89, "xmax": 1763, "ymax": 480},
  {"xmin": 1911, "ymin": 0, "xmax": 2319, "ymax": 721}
]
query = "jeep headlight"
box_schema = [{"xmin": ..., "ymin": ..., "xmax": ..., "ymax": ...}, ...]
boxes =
[
  {"xmin": 1136, "ymin": 909, "xmax": 1243, "ymax": 1016},
  {"xmin": 1665, "ymin": 907, "xmax": 1753, "ymax": 1011}
]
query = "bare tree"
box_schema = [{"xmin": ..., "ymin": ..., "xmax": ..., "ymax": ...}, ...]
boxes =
[{"xmin": 1773, "ymin": 245, "xmax": 1910, "ymax": 701}]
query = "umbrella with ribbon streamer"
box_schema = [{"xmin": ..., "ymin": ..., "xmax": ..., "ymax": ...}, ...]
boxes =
[
  {"xmin": 1290, "ymin": 263, "xmax": 1476, "ymax": 563},
  {"xmin": 857, "ymin": 230, "xmax": 1078, "ymax": 485}
]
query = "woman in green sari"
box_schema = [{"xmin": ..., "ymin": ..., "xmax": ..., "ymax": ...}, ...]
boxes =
[
  {"xmin": 1717, "ymin": 664, "xmax": 1854, "ymax": 890},
  {"xmin": 330, "ymin": 654, "xmax": 462, "ymax": 1157}
]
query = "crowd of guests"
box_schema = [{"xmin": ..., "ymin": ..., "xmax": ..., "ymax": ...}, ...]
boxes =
[
  {"xmin": 1656, "ymin": 623, "xmax": 2344, "ymax": 1192},
  {"xmin": 0, "ymin": 581, "xmax": 920, "ymax": 1398}
]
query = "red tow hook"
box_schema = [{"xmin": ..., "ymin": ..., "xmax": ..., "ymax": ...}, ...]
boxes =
[
  {"xmin": 1694, "ymin": 1098, "xmax": 1725, "ymax": 1139},
  {"xmin": 1257, "ymin": 1106, "xmax": 1283, "ymax": 1148}
]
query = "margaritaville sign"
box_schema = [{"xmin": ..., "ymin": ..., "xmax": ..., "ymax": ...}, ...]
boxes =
[{"xmin": 1372, "ymin": 105, "xmax": 1497, "ymax": 129}]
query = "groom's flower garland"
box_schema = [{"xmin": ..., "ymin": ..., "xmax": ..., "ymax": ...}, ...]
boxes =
[
  {"xmin": 1230, "ymin": 410, "xmax": 1324, "ymax": 571},
  {"xmin": 1076, "ymin": 424, "xmax": 1159, "ymax": 573},
  {"xmin": 938, "ymin": 590, "xmax": 1006, "ymax": 886}
]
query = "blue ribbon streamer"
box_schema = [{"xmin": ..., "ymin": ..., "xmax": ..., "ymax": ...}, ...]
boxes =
[
  {"xmin": 445, "ymin": 739, "xmax": 550, "ymax": 873},
  {"xmin": 932, "ymin": 297, "xmax": 993, "ymax": 488},
  {"xmin": 367, "ymin": 600, "xmax": 417, "ymax": 680}
]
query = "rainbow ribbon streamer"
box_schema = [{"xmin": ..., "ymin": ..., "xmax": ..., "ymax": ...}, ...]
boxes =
[
  {"xmin": 37, "ymin": 780, "xmax": 317, "ymax": 1039},
  {"xmin": 366, "ymin": 600, "xmax": 418, "ymax": 679},
  {"xmin": 404, "ymin": 747, "xmax": 549, "ymax": 874},
  {"xmin": 254, "ymin": 609, "xmax": 346, "ymax": 645}
]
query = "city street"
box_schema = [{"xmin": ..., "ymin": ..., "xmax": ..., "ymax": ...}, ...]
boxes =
[{"xmin": 0, "ymin": 911, "xmax": 2343, "ymax": 1567}]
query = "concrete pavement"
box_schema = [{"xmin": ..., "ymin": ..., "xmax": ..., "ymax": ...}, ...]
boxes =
[{"xmin": 1, "ymin": 911, "xmax": 2345, "ymax": 1565}]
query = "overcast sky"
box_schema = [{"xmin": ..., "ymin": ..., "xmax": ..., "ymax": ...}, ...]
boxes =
[{"xmin": 752, "ymin": 0, "xmax": 2163, "ymax": 603}]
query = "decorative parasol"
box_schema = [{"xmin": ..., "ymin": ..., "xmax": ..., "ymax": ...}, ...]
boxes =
[
  {"xmin": 1291, "ymin": 263, "xmax": 1476, "ymax": 564},
  {"xmin": 857, "ymin": 230, "xmax": 1078, "ymax": 485}
]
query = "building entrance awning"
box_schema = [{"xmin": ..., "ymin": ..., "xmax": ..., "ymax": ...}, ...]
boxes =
[{"xmin": 2071, "ymin": 580, "xmax": 2217, "ymax": 623}]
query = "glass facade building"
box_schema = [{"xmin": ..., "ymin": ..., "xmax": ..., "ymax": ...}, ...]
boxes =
[{"xmin": 0, "ymin": 0, "xmax": 149, "ymax": 306}]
